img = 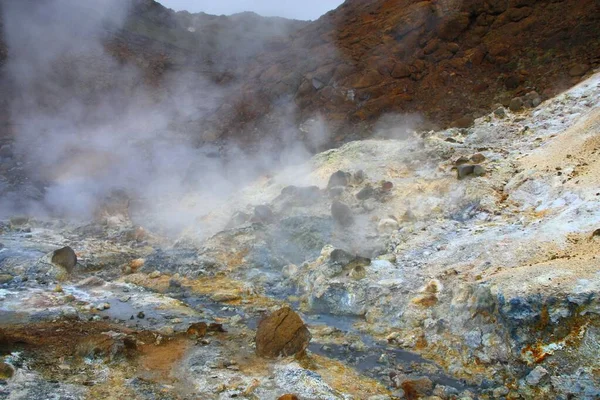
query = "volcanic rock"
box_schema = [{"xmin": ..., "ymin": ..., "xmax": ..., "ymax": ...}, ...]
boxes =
[
  {"xmin": 331, "ymin": 200, "xmax": 354, "ymax": 226},
  {"xmin": 569, "ymin": 64, "xmax": 590, "ymax": 77},
  {"xmin": 327, "ymin": 170, "xmax": 349, "ymax": 190},
  {"xmin": 187, "ymin": 322, "xmax": 208, "ymax": 338},
  {"xmin": 51, "ymin": 246, "xmax": 77, "ymax": 273},
  {"xmin": 509, "ymin": 97, "xmax": 524, "ymax": 112},
  {"xmin": 0, "ymin": 362, "xmax": 14, "ymax": 379},
  {"xmin": 277, "ymin": 395, "xmax": 299, "ymax": 400},
  {"xmin": 356, "ymin": 184, "xmax": 374, "ymax": 200},
  {"xmin": 255, "ymin": 307, "xmax": 311, "ymax": 358}
]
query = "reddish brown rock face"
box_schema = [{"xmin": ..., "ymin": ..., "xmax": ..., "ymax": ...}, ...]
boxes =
[
  {"xmin": 217, "ymin": 0, "xmax": 600, "ymax": 144},
  {"xmin": 277, "ymin": 395, "xmax": 300, "ymax": 400},
  {"xmin": 255, "ymin": 307, "xmax": 311, "ymax": 358}
]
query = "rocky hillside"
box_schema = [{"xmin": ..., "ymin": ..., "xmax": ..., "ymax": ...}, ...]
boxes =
[
  {"xmin": 216, "ymin": 0, "xmax": 600, "ymax": 143},
  {"xmin": 0, "ymin": 0, "xmax": 306, "ymax": 139},
  {"xmin": 2, "ymin": 0, "xmax": 599, "ymax": 147},
  {"xmin": 1, "ymin": 69, "xmax": 599, "ymax": 399}
]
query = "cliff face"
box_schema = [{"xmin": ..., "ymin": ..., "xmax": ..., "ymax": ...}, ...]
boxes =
[{"xmin": 219, "ymin": 0, "xmax": 600, "ymax": 142}]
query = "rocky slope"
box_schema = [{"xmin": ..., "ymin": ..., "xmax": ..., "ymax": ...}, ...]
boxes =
[
  {"xmin": 1, "ymin": 68, "xmax": 599, "ymax": 399},
  {"xmin": 218, "ymin": 0, "xmax": 600, "ymax": 143},
  {"xmin": 1, "ymin": 0, "xmax": 599, "ymax": 147}
]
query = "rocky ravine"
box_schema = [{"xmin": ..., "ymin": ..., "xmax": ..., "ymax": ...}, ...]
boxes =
[{"xmin": 1, "ymin": 65, "xmax": 600, "ymax": 399}]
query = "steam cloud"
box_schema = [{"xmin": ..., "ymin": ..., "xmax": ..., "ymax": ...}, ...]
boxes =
[{"xmin": 0, "ymin": 0, "xmax": 329, "ymax": 237}]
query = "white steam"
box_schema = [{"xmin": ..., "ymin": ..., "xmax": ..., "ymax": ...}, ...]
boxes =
[{"xmin": 1, "ymin": 0, "xmax": 330, "ymax": 237}]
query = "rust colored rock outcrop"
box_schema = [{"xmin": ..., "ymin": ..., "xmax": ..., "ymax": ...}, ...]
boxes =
[{"xmin": 255, "ymin": 307, "xmax": 311, "ymax": 358}]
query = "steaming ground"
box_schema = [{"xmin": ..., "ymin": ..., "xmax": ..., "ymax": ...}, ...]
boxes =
[
  {"xmin": 0, "ymin": 68, "xmax": 599, "ymax": 398},
  {"xmin": 0, "ymin": 0, "xmax": 336, "ymax": 238}
]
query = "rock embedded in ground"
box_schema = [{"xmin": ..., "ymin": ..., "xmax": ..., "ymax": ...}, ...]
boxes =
[
  {"xmin": 331, "ymin": 200, "xmax": 354, "ymax": 226},
  {"xmin": 569, "ymin": 64, "xmax": 589, "ymax": 77},
  {"xmin": 327, "ymin": 170, "xmax": 349, "ymax": 189},
  {"xmin": 51, "ymin": 246, "xmax": 77, "ymax": 273},
  {"xmin": 255, "ymin": 306, "xmax": 311, "ymax": 358},
  {"xmin": 473, "ymin": 165, "xmax": 486, "ymax": 176},
  {"xmin": 451, "ymin": 115, "xmax": 474, "ymax": 128},
  {"xmin": 456, "ymin": 164, "xmax": 475, "ymax": 179},
  {"xmin": 277, "ymin": 395, "xmax": 299, "ymax": 400},
  {"xmin": 280, "ymin": 185, "xmax": 321, "ymax": 206},
  {"xmin": 0, "ymin": 362, "xmax": 14, "ymax": 379},
  {"xmin": 356, "ymin": 184, "xmax": 375, "ymax": 200},
  {"xmin": 470, "ymin": 153, "xmax": 486, "ymax": 163},
  {"xmin": 187, "ymin": 322, "xmax": 208, "ymax": 338},
  {"xmin": 509, "ymin": 97, "xmax": 524, "ymax": 112}
]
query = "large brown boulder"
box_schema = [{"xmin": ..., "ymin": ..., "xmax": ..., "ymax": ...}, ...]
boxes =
[
  {"xmin": 51, "ymin": 246, "xmax": 77, "ymax": 274},
  {"xmin": 255, "ymin": 307, "xmax": 311, "ymax": 358}
]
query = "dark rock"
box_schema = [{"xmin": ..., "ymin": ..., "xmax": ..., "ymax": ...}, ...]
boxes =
[
  {"xmin": 51, "ymin": 246, "xmax": 77, "ymax": 273},
  {"xmin": 311, "ymin": 78, "xmax": 325, "ymax": 90},
  {"xmin": 391, "ymin": 63, "xmax": 411, "ymax": 79},
  {"xmin": 253, "ymin": 205, "xmax": 275, "ymax": 224},
  {"xmin": 356, "ymin": 185, "xmax": 375, "ymax": 200},
  {"xmin": 509, "ymin": 97, "xmax": 523, "ymax": 112},
  {"xmin": 381, "ymin": 181, "xmax": 394, "ymax": 192},
  {"xmin": 568, "ymin": 64, "xmax": 589, "ymax": 77},
  {"xmin": 137, "ymin": 311, "xmax": 145, "ymax": 319},
  {"xmin": 457, "ymin": 164, "xmax": 475, "ymax": 179},
  {"xmin": 451, "ymin": 116, "xmax": 474, "ymax": 128},
  {"xmin": 327, "ymin": 170, "xmax": 350, "ymax": 190},
  {"xmin": 353, "ymin": 170, "xmax": 366, "ymax": 183},
  {"xmin": 437, "ymin": 13, "xmax": 470, "ymax": 41},
  {"xmin": 255, "ymin": 307, "xmax": 311, "ymax": 358},
  {"xmin": 504, "ymin": 74, "xmax": 521, "ymax": 90},
  {"xmin": 331, "ymin": 200, "xmax": 354, "ymax": 226},
  {"xmin": 494, "ymin": 107, "xmax": 506, "ymax": 117},
  {"xmin": 330, "ymin": 248, "xmax": 355, "ymax": 265},
  {"xmin": 208, "ymin": 323, "xmax": 226, "ymax": 332},
  {"xmin": 279, "ymin": 185, "xmax": 321, "ymax": 206},
  {"xmin": 525, "ymin": 91, "xmax": 542, "ymax": 108}
]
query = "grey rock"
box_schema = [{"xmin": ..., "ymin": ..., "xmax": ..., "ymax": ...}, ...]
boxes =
[
  {"xmin": 509, "ymin": 97, "xmax": 524, "ymax": 112},
  {"xmin": 279, "ymin": 185, "xmax": 321, "ymax": 206},
  {"xmin": 312, "ymin": 77, "xmax": 325, "ymax": 90},
  {"xmin": 356, "ymin": 185, "xmax": 375, "ymax": 200},
  {"xmin": 327, "ymin": 170, "xmax": 350, "ymax": 190},
  {"xmin": 473, "ymin": 165, "xmax": 486, "ymax": 176},
  {"xmin": 457, "ymin": 164, "xmax": 475, "ymax": 179},
  {"xmin": 331, "ymin": 200, "xmax": 354, "ymax": 226},
  {"xmin": 525, "ymin": 366, "xmax": 548, "ymax": 386}
]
